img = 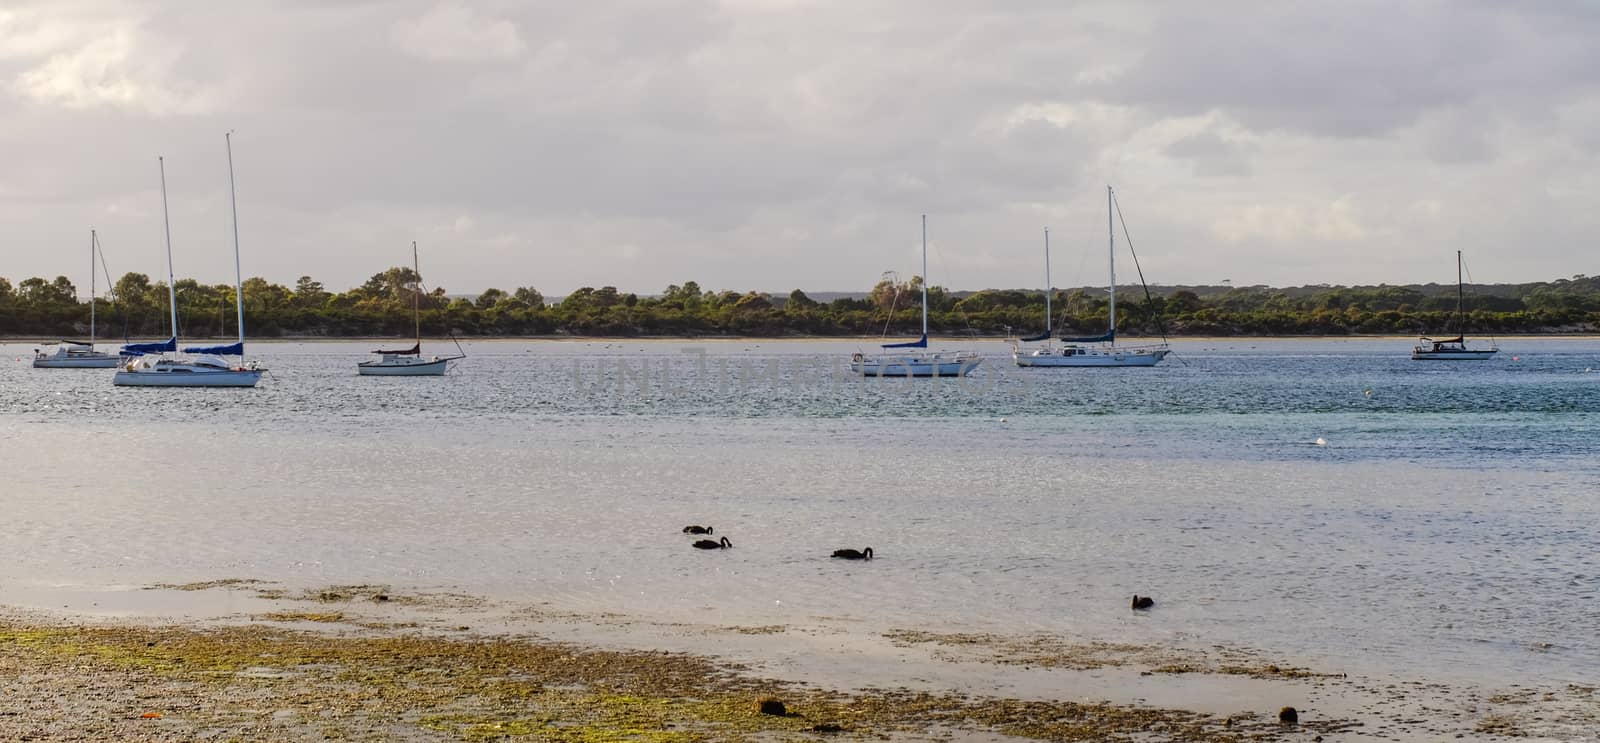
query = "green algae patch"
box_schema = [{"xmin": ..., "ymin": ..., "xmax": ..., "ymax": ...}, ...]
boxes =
[
  {"xmin": 717, "ymin": 625, "xmax": 787, "ymax": 636},
  {"xmin": 1153, "ymin": 662, "xmax": 1340, "ymax": 680},
  {"xmin": 883, "ymin": 628, "xmax": 1181, "ymax": 670},
  {"xmin": 259, "ymin": 610, "xmax": 349, "ymax": 623},
  {"xmin": 1215, "ymin": 663, "xmax": 1339, "ymax": 680},
  {"xmin": 251, "ymin": 582, "xmax": 489, "ymax": 610},
  {"xmin": 0, "ymin": 618, "xmax": 1335, "ymax": 741},
  {"xmin": 305, "ymin": 584, "xmax": 393, "ymax": 603},
  {"xmin": 887, "ymin": 628, "xmax": 1348, "ymax": 684},
  {"xmin": 421, "ymin": 694, "xmax": 761, "ymax": 743},
  {"xmin": 147, "ymin": 578, "xmax": 272, "ymax": 591}
]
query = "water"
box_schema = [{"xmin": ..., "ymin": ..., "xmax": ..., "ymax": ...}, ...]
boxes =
[{"xmin": 2, "ymin": 338, "xmax": 1597, "ymax": 687}]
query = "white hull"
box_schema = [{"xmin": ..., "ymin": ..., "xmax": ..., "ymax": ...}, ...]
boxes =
[
  {"xmin": 33, "ymin": 355, "xmax": 120, "ymax": 369},
  {"xmin": 1411, "ymin": 349, "xmax": 1498, "ymax": 360},
  {"xmin": 1014, "ymin": 346, "xmax": 1169, "ymax": 367},
  {"xmin": 113, "ymin": 366, "xmax": 263, "ymax": 387},
  {"xmin": 852, "ymin": 353, "xmax": 982, "ymax": 377},
  {"xmin": 357, "ymin": 357, "xmax": 453, "ymax": 376}
]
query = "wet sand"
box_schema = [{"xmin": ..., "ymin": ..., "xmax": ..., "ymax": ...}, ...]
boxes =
[{"xmin": 3, "ymin": 582, "xmax": 1594, "ymax": 741}]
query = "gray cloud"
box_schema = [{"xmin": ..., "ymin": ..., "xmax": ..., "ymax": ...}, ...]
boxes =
[
  {"xmin": 1163, "ymin": 130, "xmax": 1254, "ymax": 177},
  {"xmin": 1, "ymin": 1, "xmax": 1596, "ymax": 295}
]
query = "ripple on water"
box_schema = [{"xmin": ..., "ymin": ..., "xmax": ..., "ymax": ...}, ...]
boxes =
[{"xmin": 1, "ymin": 339, "xmax": 1598, "ymax": 687}]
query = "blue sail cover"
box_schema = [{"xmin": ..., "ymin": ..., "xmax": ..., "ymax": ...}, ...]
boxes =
[
  {"xmin": 1018, "ymin": 330, "xmax": 1051, "ymax": 342},
  {"xmin": 1058, "ymin": 329, "xmax": 1115, "ymax": 343},
  {"xmin": 881, "ymin": 334, "xmax": 928, "ymax": 349},
  {"xmin": 120, "ymin": 337, "xmax": 177, "ymax": 356},
  {"xmin": 183, "ymin": 341, "xmax": 244, "ymax": 355}
]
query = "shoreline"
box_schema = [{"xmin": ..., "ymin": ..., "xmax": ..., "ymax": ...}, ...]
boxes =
[
  {"xmin": 6, "ymin": 334, "xmax": 1600, "ymax": 344},
  {"xmin": 2, "ymin": 582, "xmax": 1593, "ymax": 741}
]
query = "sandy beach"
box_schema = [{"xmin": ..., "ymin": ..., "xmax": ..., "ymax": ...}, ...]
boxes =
[{"xmin": 3, "ymin": 581, "xmax": 1594, "ymax": 742}]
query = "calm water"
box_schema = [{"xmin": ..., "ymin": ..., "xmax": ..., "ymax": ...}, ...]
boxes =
[{"xmin": 2, "ymin": 338, "xmax": 1597, "ymax": 686}]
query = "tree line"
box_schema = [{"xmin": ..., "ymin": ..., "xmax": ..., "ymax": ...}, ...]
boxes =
[{"xmin": 2, "ymin": 267, "xmax": 1597, "ymax": 339}]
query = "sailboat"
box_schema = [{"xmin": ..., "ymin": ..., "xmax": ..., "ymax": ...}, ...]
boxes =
[
  {"xmin": 356, "ymin": 242, "xmax": 465, "ymax": 376},
  {"xmin": 1411, "ymin": 251, "xmax": 1498, "ymax": 360},
  {"xmin": 33, "ymin": 230, "xmax": 120, "ymax": 368},
  {"xmin": 115, "ymin": 138, "xmax": 264, "ymax": 387},
  {"xmin": 850, "ymin": 215, "xmax": 982, "ymax": 377},
  {"xmin": 1014, "ymin": 186, "xmax": 1170, "ymax": 368}
]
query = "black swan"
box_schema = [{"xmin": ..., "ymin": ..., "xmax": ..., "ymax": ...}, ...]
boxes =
[
  {"xmin": 1131, "ymin": 595, "xmax": 1154, "ymax": 610},
  {"xmin": 682, "ymin": 525, "xmax": 713, "ymax": 535},
  {"xmin": 831, "ymin": 548, "xmax": 873, "ymax": 560},
  {"xmin": 693, "ymin": 537, "xmax": 732, "ymax": 550}
]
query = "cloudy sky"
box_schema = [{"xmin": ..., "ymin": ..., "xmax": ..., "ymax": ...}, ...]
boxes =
[{"xmin": 2, "ymin": 1, "xmax": 1597, "ymax": 296}]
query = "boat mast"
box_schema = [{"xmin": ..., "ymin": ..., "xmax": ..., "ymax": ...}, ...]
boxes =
[
  {"xmin": 413, "ymin": 241, "xmax": 422, "ymax": 348},
  {"xmin": 920, "ymin": 214, "xmax": 928, "ymax": 340},
  {"xmin": 226, "ymin": 132, "xmax": 245, "ymax": 357},
  {"xmin": 1107, "ymin": 186, "xmax": 1116, "ymax": 347},
  {"xmin": 159, "ymin": 157, "xmax": 178, "ymax": 344},
  {"xmin": 1043, "ymin": 227, "xmax": 1051, "ymax": 337},
  {"xmin": 1456, "ymin": 249, "xmax": 1464, "ymax": 330},
  {"xmin": 89, "ymin": 229, "xmax": 97, "ymax": 347}
]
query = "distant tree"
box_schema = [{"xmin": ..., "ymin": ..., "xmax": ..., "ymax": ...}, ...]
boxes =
[
  {"xmin": 562, "ymin": 287, "xmax": 596, "ymax": 311},
  {"xmin": 51, "ymin": 275, "xmax": 77, "ymax": 303},
  {"xmin": 115, "ymin": 273, "xmax": 152, "ymax": 302},
  {"xmin": 242, "ymin": 277, "xmax": 291, "ymax": 313},
  {"xmin": 786, "ymin": 289, "xmax": 817, "ymax": 308},
  {"xmin": 733, "ymin": 292, "xmax": 772, "ymax": 311},
  {"xmin": 475, "ymin": 288, "xmax": 507, "ymax": 309},
  {"xmin": 868, "ymin": 276, "xmax": 903, "ymax": 310},
  {"xmin": 660, "ymin": 281, "xmax": 703, "ymax": 310},
  {"xmin": 1166, "ymin": 290, "xmax": 1202, "ymax": 314},
  {"xmin": 512, "ymin": 286, "xmax": 544, "ymax": 307},
  {"xmin": 359, "ymin": 266, "xmax": 422, "ymax": 303},
  {"xmin": 18, "ymin": 276, "xmax": 76, "ymax": 305},
  {"xmin": 294, "ymin": 276, "xmax": 328, "ymax": 307}
]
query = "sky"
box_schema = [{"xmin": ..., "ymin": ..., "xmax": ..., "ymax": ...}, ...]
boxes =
[{"xmin": 2, "ymin": 1, "xmax": 1598, "ymax": 297}]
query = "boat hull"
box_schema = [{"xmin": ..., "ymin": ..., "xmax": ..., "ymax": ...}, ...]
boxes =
[
  {"xmin": 851, "ymin": 355, "xmax": 982, "ymax": 377},
  {"xmin": 357, "ymin": 358, "xmax": 452, "ymax": 376},
  {"xmin": 113, "ymin": 367, "xmax": 263, "ymax": 387},
  {"xmin": 33, "ymin": 355, "xmax": 120, "ymax": 369},
  {"xmin": 1411, "ymin": 349, "xmax": 1498, "ymax": 360},
  {"xmin": 1014, "ymin": 347, "xmax": 1169, "ymax": 367}
]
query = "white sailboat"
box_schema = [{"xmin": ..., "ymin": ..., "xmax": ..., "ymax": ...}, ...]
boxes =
[
  {"xmin": 356, "ymin": 242, "xmax": 465, "ymax": 376},
  {"xmin": 115, "ymin": 138, "xmax": 264, "ymax": 388},
  {"xmin": 850, "ymin": 215, "xmax": 982, "ymax": 377},
  {"xmin": 1412, "ymin": 251, "xmax": 1498, "ymax": 360},
  {"xmin": 1014, "ymin": 186, "xmax": 1170, "ymax": 368},
  {"xmin": 33, "ymin": 229, "xmax": 120, "ymax": 368}
]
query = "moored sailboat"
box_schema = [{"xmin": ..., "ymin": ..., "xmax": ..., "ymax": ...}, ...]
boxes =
[
  {"xmin": 33, "ymin": 230, "xmax": 120, "ymax": 369},
  {"xmin": 115, "ymin": 138, "xmax": 264, "ymax": 388},
  {"xmin": 850, "ymin": 215, "xmax": 981, "ymax": 377},
  {"xmin": 1013, "ymin": 186, "xmax": 1169, "ymax": 368},
  {"xmin": 1412, "ymin": 251, "xmax": 1498, "ymax": 360},
  {"xmin": 356, "ymin": 242, "xmax": 465, "ymax": 376}
]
